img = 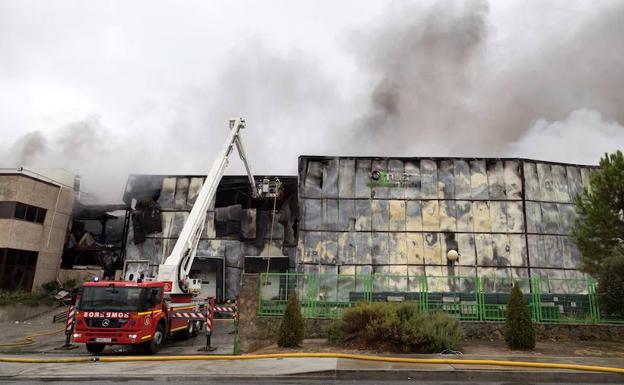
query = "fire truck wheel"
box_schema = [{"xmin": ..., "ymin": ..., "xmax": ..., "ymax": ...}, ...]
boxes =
[
  {"xmin": 85, "ymin": 343, "xmax": 105, "ymax": 354},
  {"xmin": 144, "ymin": 323, "xmax": 165, "ymax": 354},
  {"xmin": 190, "ymin": 321, "xmax": 200, "ymax": 337}
]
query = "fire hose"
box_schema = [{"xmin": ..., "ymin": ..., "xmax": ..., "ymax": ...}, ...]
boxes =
[
  {"xmin": 0, "ymin": 353, "xmax": 622, "ymax": 375},
  {"xmin": 0, "ymin": 328, "xmax": 64, "ymax": 348}
]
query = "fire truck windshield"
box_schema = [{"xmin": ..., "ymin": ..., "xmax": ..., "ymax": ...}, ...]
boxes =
[{"xmin": 79, "ymin": 286, "xmax": 144, "ymax": 312}]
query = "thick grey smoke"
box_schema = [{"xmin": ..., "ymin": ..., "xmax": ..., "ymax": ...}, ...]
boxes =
[
  {"xmin": 349, "ymin": 0, "xmax": 624, "ymax": 159},
  {"xmin": 1, "ymin": 1, "xmax": 623, "ymax": 202}
]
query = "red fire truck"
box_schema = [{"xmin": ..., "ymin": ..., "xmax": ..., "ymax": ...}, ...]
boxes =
[
  {"xmin": 71, "ymin": 118, "xmax": 265, "ymax": 354},
  {"xmin": 72, "ymin": 280, "xmax": 203, "ymax": 354}
]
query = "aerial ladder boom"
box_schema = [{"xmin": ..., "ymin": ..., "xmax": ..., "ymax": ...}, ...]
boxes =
[{"xmin": 157, "ymin": 117, "xmax": 258, "ymax": 295}]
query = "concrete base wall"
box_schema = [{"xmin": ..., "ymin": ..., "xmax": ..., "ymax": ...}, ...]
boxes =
[
  {"xmin": 0, "ymin": 304, "xmax": 57, "ymax": 322},
  {"xmin": 463, "ymin": 321, "xmax": 624, "ymax": 342},
  {"xmin": 57, "ymin": 268, "xmax": 104, "ymax": 286}
]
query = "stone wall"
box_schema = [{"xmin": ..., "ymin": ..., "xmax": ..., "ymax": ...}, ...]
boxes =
[
  {"xmin": 237, "ymin": 273, "xmax": 331, "ymax": 353},
  {"xmin": 463, "ymin": 321, "xmax": 624, "ymax": 342}
]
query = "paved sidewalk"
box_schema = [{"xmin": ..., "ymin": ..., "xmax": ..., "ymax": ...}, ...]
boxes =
[{"xmin": 0, "ymin": 354, "xmax": 622, "ymax": 383}]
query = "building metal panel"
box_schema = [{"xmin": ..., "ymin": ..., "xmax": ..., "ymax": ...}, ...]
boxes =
[
  {"xmin": 406, "ymin": 232, "xmax": 424, "ymax": 264},
  {"xmin": 158, "ymin": 177, "xmax": 176, "ymax": 209},
  {"xmin": 470, "ymin": 160, "xmax": 488, "ymax": 199},
  {"xmin": 523, "ymin": 162, "xmax": 540, "ymax": 201},
  {"xmin": 354, "ymin": 200, "xmax": 371, "ymax": 231},
  {"xmin": 440, "ymin": 232, "xmax": 458, "ymax": 262},
  {"xmin": 580, "ymin": 167, "xmax": 592, "ymax": 192},
  {"xmin": 557, "ymin": 203, "xmax": 576, "ymax": 234},
  {"xmin": 456, "ymin": 201, "xmax": 473, "ymax": 232},
  {"xmin": 321, "ymin": 158, "xmax": 339, "ymax": 198},
  {"xmin": 404, "ymin": 160, "xmax": 421, "ymax": 199},
  {"xmin": 338, "ymin": 232, "xmax": 356, "ymax": 265},
  {"xmin": 322, "ymin": 199, "xmax": 339, "ymax": 231},
  {"xmin": 388, "ymin": 200, "xmax": 406, "ymax": 231},
  {"xmin": 338, "ymin": 159, "xmax": 355, "ymax": 199},
  {"xmin": 302, "ymin": 160, "xmax": 323, "ymax": 198},
  {"xmin": 551, "ymin": 165, "xmax": 570, "ymax": 203},
  {"xmin": 561, "ymin": 236, "xmax": 581, "ymax": 269},
  {"xmin": 322, "ymin": 233, "xmax": 338, "ymax": 265},
  {"xmin": 454, "ymin": 160, "xmax": 472, "ymax": 199},
  {"xmin": 541, "ymin": 203, "xmax": 561, "ymax": 234},
  {"xmin": 187, "ymin": 177, "xmax": 204, "ymax": 207},
  {"xmin": 438, "ymin": 160, "xmax": 455, "ymax": 199},
  {"xmin": 355, "ymin": 159, "xmax": 372, "ymax": 199},
  {"xmin": 371, "ymin": 199, "xmax": 389, "ymax": 231},
  {"xmin": 338, "ymin": 199, "xmax": 356, "ymax": 231},
  {"xmin": 173, "ymin": 177, "xmax": 189, "ymax": 209},
  {"xmin": 439, "ymin": 200, "xmax": 457, "ymax": 232},
  {"xmin": 508, "ymin": 234, "xmax": 527, "ymax": 266},
  {"xmin": 371, "ymin": 159, "xmax": 388, "ymax": 199},
  {"xmin": 423, "ymin": 232, "xmax": 442, "ymax": 265},
  {"xmin": 371, "ymin": 232, "xmax": 389, "ymax": 265},
  {"xmin": 422, "ymin": 200, "xmax": 440, "ymax": 231},
  {"xmin": 420, "ymin": 159, "xmax": 438, "ymax": 199},
  {"xmin": 475, "ymin": 233, "xmax": 493, "ymax": 266},
  {"xmin": 388, "ymin": 232, "xmax": 408, "ymax": 264},
  {"xmin": 506, "ymin": 201, "xmax": 524, "ymax": 233},
  {"xmin": 355, "ymin": 232, "xmax": 372, "ymax": 264},
  {"xmin": 472, "ymin": 201, "xmax": 492, "ymax": 232},
  {"xmin": 489, "ymin": 201, "xmax": 507, "ymax": 233},
  {"xmin": 566, "ymin": 166, "xmax": 584, "ymax": 201},
  {"xmin": 303, "ymin": 199, "xmax": 321, "ymax": 231},
  {"xmin": 487, "ymin": 160, "xmax": 506, "ymax": 199},
  {"xmin": 405, "ymin": 200, "xmax": 423, "ymax": 231},
  {"xmin": 302, "ymin": 231, "xmax": 322, "ymax": 263},
  {"xmin": 491, "ymin": 234, "xmax": 511, "ymax": 267},
  {"xmin": 536, "ymin": 163, "xmax": 555, "ymax": 202},
  {"xmin": 504, "ymin": 160, "xmax": 523, "ymax": 200},
  {"xmin": 525, "ymin": 201, "xmax": 542, "ymax": 233},
  {"xmin": 457, "ymin": 233, "xmax": 476, "ymax": 266},
  {"xmin": 388, "ymin": 159, "xmax": 405, "ymax": 199}
]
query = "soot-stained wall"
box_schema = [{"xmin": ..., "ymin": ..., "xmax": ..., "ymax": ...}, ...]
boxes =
[
  {"xmin": 122, "ymin": 175, "xmax": 298, "ymax": 301},
  {"xmin": 297, "ymin": 156, "xmax": 595, "ymax": 293}
]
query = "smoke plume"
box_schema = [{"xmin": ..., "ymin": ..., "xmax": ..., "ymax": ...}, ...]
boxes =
[{"xmin": 1, "ymin": 1, "xmax": 623, "ymax": 202}]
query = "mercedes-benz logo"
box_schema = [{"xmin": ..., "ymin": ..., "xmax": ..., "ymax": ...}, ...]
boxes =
[{"xmin": 102, "ymin": 319, "xmax": 111, "ymax": 327}]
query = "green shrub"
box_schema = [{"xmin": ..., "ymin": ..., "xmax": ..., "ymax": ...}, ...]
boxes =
[
  {"xmin": 63, "ymin": 279, "xmax": 77, "ymax": 290},
  {"xmin": 328, "ymin": 302, "xmax": 463, "ymax": 353},
  {"xmin": 41, "ymin": 281, "xmax": 58, "ymax": 293},
  {"xmin": 0, "ymin": 290, "xmax": 57, "ymax": 307},
  {"xmin": 277, "ymin": 292, "xmax": 305, "ymax": 348},
  {"xmin": 505, "ymin": 284, "xmax": 536, "ymax": 350}
]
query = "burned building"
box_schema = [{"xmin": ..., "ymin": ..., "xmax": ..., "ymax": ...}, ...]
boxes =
[
  {"xmin": 122, "ymin": 175, "xmax": 298, "ymax": 302},
  {"xmin": 121, "ymin": 156, "xmax": 595, "ymax": 299},
  {"xmin": 297, "ymin": 156, "xmax": 594, "ymax": 292}
]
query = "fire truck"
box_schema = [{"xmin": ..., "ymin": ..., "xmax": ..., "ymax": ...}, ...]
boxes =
[{"xmin": 72, "ymin": 118, "xmax": 262, "ymax": 354}]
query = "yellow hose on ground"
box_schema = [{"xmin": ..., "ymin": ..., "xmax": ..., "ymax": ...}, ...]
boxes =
[
  {"xmin": 0, "ymin": 328, "xmax": 64, "ymax": 348},
  {"xmin": 0, "ymin": 353, "xmax": 622, "ymax": 375}
]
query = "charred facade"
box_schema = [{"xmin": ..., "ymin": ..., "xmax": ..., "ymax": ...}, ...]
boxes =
[{"xmin": 297, "ymin": 156, "xmax": 594, "ymax": 292}]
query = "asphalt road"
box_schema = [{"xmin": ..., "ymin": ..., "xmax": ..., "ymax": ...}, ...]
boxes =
[{"xmin": 0, "ymin": 380, "xmax": 613, "ymax": 385}]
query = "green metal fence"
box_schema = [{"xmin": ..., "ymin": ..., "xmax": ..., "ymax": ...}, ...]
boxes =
[{"xmin": 257, "ymin": 272, "xmax": 623, "ymax": 324}]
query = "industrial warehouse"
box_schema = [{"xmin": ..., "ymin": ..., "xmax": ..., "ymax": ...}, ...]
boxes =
[{"xmin": 119, "ymin": 156, "xmax": 594, "ymax": 303}]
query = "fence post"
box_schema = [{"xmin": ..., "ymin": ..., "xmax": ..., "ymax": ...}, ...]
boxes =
[
  {"xmin": 588, "ymin": 278, "xmax": 599, "ymax": 324},
  {"xmin": 198, "ymin": 298, "xmax": 216, "ymax": 352},
  {"xmin": 476, "ymin": 276, "xmax": 484, "ymax": 321}
]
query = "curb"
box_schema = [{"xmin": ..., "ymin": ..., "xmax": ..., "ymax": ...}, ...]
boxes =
[{"xmin": 1, "ymin": 369, "xmax": 623, "ymax": 383}]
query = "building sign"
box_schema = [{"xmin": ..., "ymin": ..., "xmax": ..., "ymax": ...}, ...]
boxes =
[{"xmin": 368, "ymin": 170, "xmax": 421, "ymax": 188}]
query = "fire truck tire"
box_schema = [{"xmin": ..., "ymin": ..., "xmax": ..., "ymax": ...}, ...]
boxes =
[
  {"xmin": 190, "ymin": 321, "xmax": 200, "ymax": 337},
  {"xmin": 85, "ymin": 343, "xmax": 105, "ymax": 354},
  {"xmin": 144, "ymin": 323, "xmax": 165, "ymax": 354}
]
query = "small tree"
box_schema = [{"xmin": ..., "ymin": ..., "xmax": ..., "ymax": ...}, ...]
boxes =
[
  {"xmin": 277, "ymin": 292, "xmax": 304, "ymax": 348},
  {"xmin": 505, "ymin": 284, "xmax": 535, "ymax": 350}
]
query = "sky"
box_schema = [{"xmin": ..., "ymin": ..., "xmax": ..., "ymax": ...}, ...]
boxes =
[{"xmin": 0, "ymin": 0, "xmax": 623, "ymax": 201}]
